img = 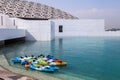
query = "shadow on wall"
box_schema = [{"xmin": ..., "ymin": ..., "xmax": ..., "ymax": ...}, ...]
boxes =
[{"xmin": 26, "ymin": 30, "xmax": 37, "ymax": 41}]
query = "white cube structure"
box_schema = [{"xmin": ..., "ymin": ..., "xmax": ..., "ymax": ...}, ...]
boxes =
[
  {"xmin": 5, "ymin": 14, "xmax": 120, "ymax": 41},
  {"xmin": 0, "ymin": 14, "xmax": 16, "ymax": 28},
  {"xmin": 52, "ymin": 19, "xmax": 105, "ymax": 37},
  {"xmin": 15, "ymin": 19, "xmax": 54, "ymax": 41},
  {"xmin": 14, "ymin": 18, "xmax": 106, "ymax": 41}
]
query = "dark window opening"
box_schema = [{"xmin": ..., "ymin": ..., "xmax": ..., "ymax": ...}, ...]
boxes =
[{"xmin": 59, "ymin": 25, "xmax": 63, "ymax": 32}]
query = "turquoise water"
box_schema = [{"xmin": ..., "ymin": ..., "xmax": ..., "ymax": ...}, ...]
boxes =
[{"xmin": 1, "ymin": 37, "xmax": 120, "ymax": 80}]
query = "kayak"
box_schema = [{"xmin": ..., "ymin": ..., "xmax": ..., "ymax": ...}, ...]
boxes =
[
  {"xmin": 29, "ymin": 65, "xmax": 59, "ymax": 72},
  {"xmin": 49, "ymin": 61, "xmax": 67, "ymax": 66},
  {"xmin": 55, "ymin": 62, "xmax": 67, "ymax": 66},
  {"xmin": 11, "ymin": 54, "xmax": 67, "ymax": 73},
  {"xmin": 12, "ymin": 57, "xmax": 21, "ymax": 63}
]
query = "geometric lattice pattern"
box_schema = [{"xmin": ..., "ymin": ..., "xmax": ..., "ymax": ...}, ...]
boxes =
[{"xmin": 0, "ymin": 0, "xmax": 78, "ymax": 19}]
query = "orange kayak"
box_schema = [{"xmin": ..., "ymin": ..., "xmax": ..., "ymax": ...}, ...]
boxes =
[{"xmin": 55, "ymin": 62, "xmax": 67, "ymax": 66}]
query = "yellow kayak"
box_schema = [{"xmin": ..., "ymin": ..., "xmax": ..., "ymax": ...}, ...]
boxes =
[{"xmin": 38, "ymin": 61, "xmax": 48, "ymax": 65}]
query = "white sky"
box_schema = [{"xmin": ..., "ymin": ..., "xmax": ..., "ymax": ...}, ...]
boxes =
[{"xmin": 27, "ymin": 0, "xmax": 120, "ymax": 29}]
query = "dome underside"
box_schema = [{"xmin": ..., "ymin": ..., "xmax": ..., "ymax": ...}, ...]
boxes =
[{"xmin": 0, "ymin": 0, "xmax": 78, "ymax": 19}]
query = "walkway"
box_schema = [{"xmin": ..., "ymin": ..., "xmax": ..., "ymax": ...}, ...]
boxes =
[{"xmin": 0, "ymin": 65, "xmax": 37, "ymax": 80}]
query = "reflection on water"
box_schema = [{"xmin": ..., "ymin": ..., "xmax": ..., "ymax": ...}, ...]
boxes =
[{"xmin": 1, "ymin": 37, "xmax": 120, "ymax": 80}]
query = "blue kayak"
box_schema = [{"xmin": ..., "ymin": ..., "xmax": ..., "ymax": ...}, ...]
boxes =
[
  {"xmin": 21, "ymin": 60, "xmax": 28, "ymax": 65},
  {"xmin": 12, "ymin": 57, "xmax": 21, "ymax": 63},
  {"xmin": 29, "ymin": 65, "xmax": 59, "ymax": 72},
  {"xmin": 46, "ymin": 55, "xmax": 54, "ymax": 59}
]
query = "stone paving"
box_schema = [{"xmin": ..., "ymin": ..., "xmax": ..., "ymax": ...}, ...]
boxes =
[{"xmin": 0, "ymin": 66, "xmax": 37, "ymax": 80}]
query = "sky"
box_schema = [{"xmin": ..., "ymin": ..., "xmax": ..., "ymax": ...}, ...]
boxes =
[{"xmin": 28, "ymin": 0, "xmax": 120, "ymax": 29}]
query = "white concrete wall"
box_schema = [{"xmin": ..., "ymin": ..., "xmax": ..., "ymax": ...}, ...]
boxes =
[
  {"xmin": 15, "ymin": 18, "xmax": 52, "ymax": 41},
  {"xmin": 0, "ymin": 14, "xmax": 8, "ymax": 28},
  {"xmin": 1, "ymin": 15, "xmax": 120, "ymax": 42},
  {"xmin": 0, "ymin": 15, "xmax": 2, "ymax": 26},
  {"xmin": 52, "ymin": 19, "xmax": 105, "ymax": 37},
  {"xmin": 0, "ymin": 29, "xmax": 25, "ymax": 41},
  {"xmin": 51, "ymin": 21, "xmax": 55, "ymax": 40},
  {"xmin": 52, "ymin": 19, "xmax": 120, "ymax": 37},
  {"xmin": 0, "ymin": 14, "xmax": 16, "ymax": 28}
]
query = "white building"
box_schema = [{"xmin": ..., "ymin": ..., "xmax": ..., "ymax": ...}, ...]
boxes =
[
  {"xmin": 0, "ymin": 14, "xmax": 120, "ymax": 43},
  {"xmin": 0, "ymin": 14, "xmax": 25, "ymax": 45}
]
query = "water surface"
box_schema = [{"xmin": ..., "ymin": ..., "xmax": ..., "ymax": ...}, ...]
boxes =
[{"xmin": 1, "ymin": 37, "xmax": 120, "ymax": 80}]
